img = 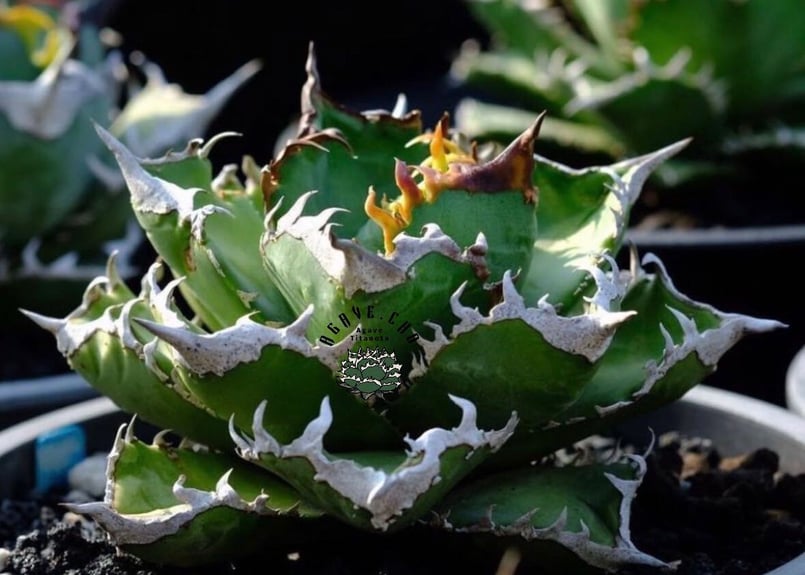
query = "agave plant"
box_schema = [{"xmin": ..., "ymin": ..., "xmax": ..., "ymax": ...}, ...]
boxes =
[
  {"xmin": 451, "ymin": 0, "xmax": 805, "ymax": 190},
  {"xmin": 0, "ymin": 0, "xmax": 259, "ymax": 317},
  {"xmin": 27, "ymin": 46, "xmax": 783, "ymax": 572}
]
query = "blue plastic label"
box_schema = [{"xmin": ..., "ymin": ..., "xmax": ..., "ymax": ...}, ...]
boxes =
[{"xmin": 35, "ymin": 423, "xmax": 87, "ymax": 493}]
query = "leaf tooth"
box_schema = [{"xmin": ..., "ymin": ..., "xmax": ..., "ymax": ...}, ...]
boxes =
[
  {"xmin": 604, "ymin": 454, "xmax": 647, "ymax": 549},
  {"xmin": 200, "ymin": 131, "xmax": 242, "ymax": 159},
  {"xmin": 284, "ymin": 396, "xmax": 333, "ymax": 457},
  {"xmin": 659, "ymin": 322, "xmax": 675, "ymax": 355},
  {"xmin": 263, "ymin": 194, "xmax": 285, "ymax": 230},
  {"xmin": 229, "ymin": 413, "xmax": 255, "ymax": 457},
  {"xmin": 286, "ymin": 304, "xmax": 314, "ymax": 338},
  {"xmin": 500, "ymin": 269, "xmax": 525, "ymax": 307},
  {"xmin": 95, "ymin": 123, "xmax": 201, "ymax": 219},
  {"xmin": 581, "ymin": 253, "xmax": 627, "ymax": 311},
  {"xmin": 448, "ymin": 281, "xmax": 481, "ymax": 324},
  {"xmin": 116, "ymin": 299, "xmax": 143, "ymax": 352},
  {"xmin": 19, "ymin": 309, "xmax": 66, "ymax": 335},
  {"xmin": 667, "ymin": 306, "xmax": 699, "ymax": 341},
  {"xmin": 274, "ymin": 190, "xmax": 318, "ymax": 235},
  {"xmin": 190, "ymin": 204, "xmax": 233, "ymax": 243},
  {"xmin": 153, "ymin": 429, "xmax": 174, "ymax": 448},
  {"xmin": 252, "ymin": 400, "xmax": 282, "ymax": 456}
]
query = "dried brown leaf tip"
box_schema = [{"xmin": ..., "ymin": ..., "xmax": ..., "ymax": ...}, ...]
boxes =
[
  {"xmin": 298, "ymin": 42, "xmax": 420, "ymax": 137},
  {"xmin": 366, "ymin": 112, "xmax": 544, "ymax": 254},
  {"xmin": 262, "ymin": 129, "xmax": 351, "ymax": 206}
]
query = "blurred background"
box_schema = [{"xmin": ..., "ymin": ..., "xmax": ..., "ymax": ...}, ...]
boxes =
[{"xmin": 104, "ymin": 0, "xmax": 490, "ymax": 169}]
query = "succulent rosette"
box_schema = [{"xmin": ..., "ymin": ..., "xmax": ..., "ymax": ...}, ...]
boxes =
[
  {"xmin": 28, "ymin": 46, "xmax": 783, "ymax": 571},
  {"xmin": 0, "ymin": 0, "xmax": 259, "ymax": 318}
]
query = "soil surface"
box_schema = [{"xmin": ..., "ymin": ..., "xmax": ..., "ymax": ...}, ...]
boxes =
[
  {"xmin": 1, "ymin": 432, "xmax": 804, "ymax": 575},
  {"xmin": 619, "ymin": 433, "xmax": 805, "ymax": 575}
]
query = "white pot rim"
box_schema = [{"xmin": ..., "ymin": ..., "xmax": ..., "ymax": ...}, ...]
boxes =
[
  {"xmin": 786, "ymin": 346, "xmax": 805, "ymax": 419},
  {"xmin": 0, "ymin": 372, "xmax": 98, "ymax": 413},
  {"xmin": 626, "ymin": 224, "xmax": 805, "ymax": 247}
]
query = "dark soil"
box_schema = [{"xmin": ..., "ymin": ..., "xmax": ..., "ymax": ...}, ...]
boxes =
[
  {"xmin": 0, "ymin": 494, "xmax": 502, "ymax": 575},
  {"xmin": 619, "ymin": 434, "xmax": 805, "ymax": 575},
  {"xmin": 1, "ymin": 433, "xmax": 804, "ymax": 575}
]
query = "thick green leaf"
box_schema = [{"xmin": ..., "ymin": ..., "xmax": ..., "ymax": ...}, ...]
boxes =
[
  {"xmin": 145, "ymin": 315, "xmax": 405, "ymax": 451},
  {"xmin": 97, "ymin": 127, "xmax": 293, "ymax": 330},
  {"xmin": 70, "ymin": 426, "xmax": 324, "ymax": 566},
  {"xmin": 262, "ymin": 121, "xmax": 540, "ymax": 373},
  {"xmin": 388, "ymin": 273, "xmax": 632, "ymax": 455},
  {"xmin": 231, "ymin": 395, "xmax": 516, "ymax": 533},
  {"xmin": 298, "ymin": 46, "xmax": 423, "ymax": 154},
  {"xmin": 188, "ymin": 189, "xmax": 295, "ymax": 326},
  {"xmin": 26, "ymin": 261, "xmax": 233, "ymax": 450},
  {"xmin": 560, "ymin": 254, "xmax": 784, "ymax": 420},
  {"xmin": 265, "ymin": 46, "xmax": 425, "ymax": 237},
  {"xmin": 390, "ymin": 319, "xmax": 597, "ymax": 434},
  {"xmin": 140, "ymin": 143, "xmax": 216, "ymax": 189},
  {"xmin": 262, "ymin": 211, "xmax": 486, "ymax": 364},
  {"xmin": 261, "ymin": 188, "xmax": 536, "ymax": 364},
  {"xmin": 267, "ymin": 134, "xmax": 418, "ymax": 239},
  {"xmin": 523, "ymin": 141, "xmax": 686, "ymax": 311},
  {"xmin": 433, "ymin": 455, "xmax": 666, "ymax": 571},
  {"xmin": 487, "ymin": 253, "xmax": 785, "ymax": 464},
  {"xmin": 375, "ymin": 186, "xmax": 538, "ymax": 284}
]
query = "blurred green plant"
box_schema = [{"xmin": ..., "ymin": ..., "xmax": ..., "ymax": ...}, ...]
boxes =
[
  {"xmin": 0, "ymin": 0, "xmax": 259, "ymax": 317},
  {"xmin": 451, "ymin": 0, "xmax": 805, "ymax": 196}
]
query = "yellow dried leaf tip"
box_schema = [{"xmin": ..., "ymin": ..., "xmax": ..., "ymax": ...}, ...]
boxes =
[
  {"xmin": 365, "ymin": 186, "xmax": 405, "ymax": 255},
  {"xmin": 365, "ymin": 113, "xmax": 544, "ymax": 256},
  {"xmin": 0, "ymin": 4, "xmax": 62, "ymax": 69},
  {"xmin": 366, "ymin": 115, "xmax": 477, "ymax": 255}
]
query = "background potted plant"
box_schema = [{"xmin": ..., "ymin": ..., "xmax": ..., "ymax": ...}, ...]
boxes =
[
  {"xmin": 445, "ymin": 0, "xmax": 805, "ymax": 406},
  {"xmin": 0, "ymin": 0, "xmax": 260, "ymax": 420},
  {"xmin": 11, "ymin": 46, "xmax": 792, "ymax": 573}
]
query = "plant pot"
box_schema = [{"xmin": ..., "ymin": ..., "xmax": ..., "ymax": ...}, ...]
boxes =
[
  {"xmin": 786, "ymin": 345, "xmax": 805, "ymax": 418},
  {"xmin": 1, "ymin": 386, "xmax": 804, "ymax": 574},
  {"xmin": 0, "ymin": 373, "xmax": 99, "ymax": 431},
  {"xmin": 0, "ymin": 397, "xmax": 120, "ymax": 500}
]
